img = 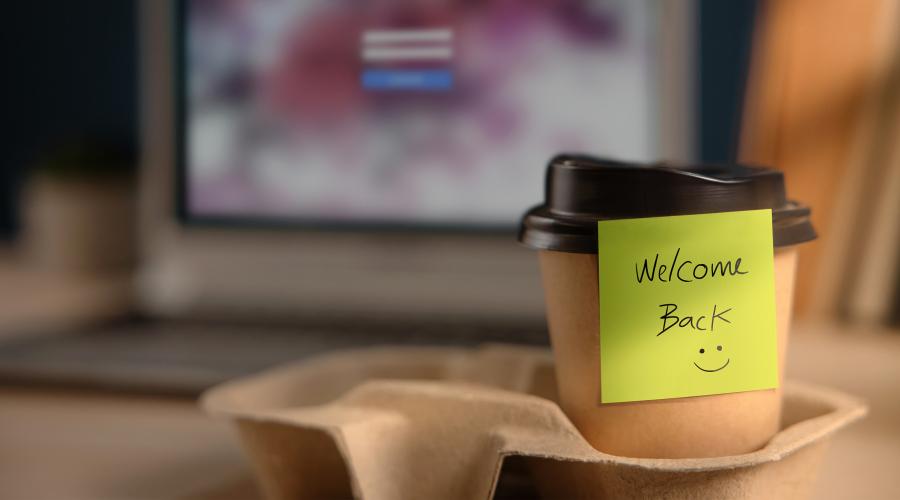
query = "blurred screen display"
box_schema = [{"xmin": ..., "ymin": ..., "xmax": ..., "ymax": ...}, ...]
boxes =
[{"xmin": 184, "ymin": 0, "xmax": 659, "ymax": 226}]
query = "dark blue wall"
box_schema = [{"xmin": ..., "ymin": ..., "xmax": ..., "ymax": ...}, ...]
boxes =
[{"xmin": 697, "ymin": 0, "xmax": 759, "ymax": 164}]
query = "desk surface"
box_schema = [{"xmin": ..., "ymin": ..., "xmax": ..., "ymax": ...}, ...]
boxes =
[{"xmin": 0, "ymin": 322, "xmax": 898, "ymax": 500}]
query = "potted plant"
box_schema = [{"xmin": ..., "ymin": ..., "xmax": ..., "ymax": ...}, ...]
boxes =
[{"xmin": 19, "ymin": 138, "xmax": 137, "ymax": 275}]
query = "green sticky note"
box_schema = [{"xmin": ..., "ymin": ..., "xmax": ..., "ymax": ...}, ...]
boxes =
[{"xmin": 597, "ymin": 209, "xmax": 778, "ymax": 404}]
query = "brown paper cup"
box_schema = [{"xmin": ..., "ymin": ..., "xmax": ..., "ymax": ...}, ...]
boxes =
[{"xmin": 538, "ymin": 246, "xmax": 798, "ymax": 458}]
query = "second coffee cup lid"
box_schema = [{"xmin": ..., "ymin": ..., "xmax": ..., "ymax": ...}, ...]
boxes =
[{"xmin": 518, "ymin": 154, "xmax": 816, "ymax": 253}]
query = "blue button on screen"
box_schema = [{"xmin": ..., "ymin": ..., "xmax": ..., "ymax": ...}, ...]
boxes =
[{"xmin": 361, "ymin": 69, "xmax": 453, "ymax": 91}]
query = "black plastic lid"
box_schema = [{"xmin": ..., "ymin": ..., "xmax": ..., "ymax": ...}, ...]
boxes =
[{"xmin": 518, "ymin": 154, "xmax": 816, "ymax": 253}]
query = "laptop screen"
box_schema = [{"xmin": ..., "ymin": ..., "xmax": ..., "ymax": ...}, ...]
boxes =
[{"xmin": 179, "ymin": 0, "xmax": 659, "ymax": 227}]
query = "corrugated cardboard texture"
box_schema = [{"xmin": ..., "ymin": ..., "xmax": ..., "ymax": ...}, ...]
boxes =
[{"xmin": 202, "ymin": 345, "xmax": 866, "ymax": 500}]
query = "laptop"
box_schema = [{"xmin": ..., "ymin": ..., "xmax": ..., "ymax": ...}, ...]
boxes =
[{"xmin": 0, "ymin": 0, "xmax": 695, "ymax": 396}]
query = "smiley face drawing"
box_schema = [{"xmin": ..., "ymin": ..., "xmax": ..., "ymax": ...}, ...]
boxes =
[{"xmin": 694, "ymin": 344, "xmax": 730, "ymax": 373}]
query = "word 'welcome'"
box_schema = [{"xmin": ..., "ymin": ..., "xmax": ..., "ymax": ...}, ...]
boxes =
[{"xmin": 635, "ymin": 248, "xmax": 749, "ymax": 284}]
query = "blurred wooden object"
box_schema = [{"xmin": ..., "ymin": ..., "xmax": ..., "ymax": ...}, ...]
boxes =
[
  {"xmin": 843, "ymin": 34, "xmax": 900, "ymax": 323},
  {"xmin": 740, "ymin": 0, "xmax": 900, "ymax": 319}
]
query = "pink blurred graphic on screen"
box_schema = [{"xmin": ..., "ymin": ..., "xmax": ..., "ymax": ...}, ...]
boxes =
[{"xmin": 187, "ymin": 0, "xmax": 657, "ymax": 225}]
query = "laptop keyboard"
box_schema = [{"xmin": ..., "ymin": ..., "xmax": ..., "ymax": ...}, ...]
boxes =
[{"xmin": 0, "ymin": 320, "xmax": 548, "ymax": 396}]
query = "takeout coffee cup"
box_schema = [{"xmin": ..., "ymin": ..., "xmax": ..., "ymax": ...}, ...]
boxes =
[{"xmin": 518, "ymin": 155, "xmax": 816, "ymax": 458}]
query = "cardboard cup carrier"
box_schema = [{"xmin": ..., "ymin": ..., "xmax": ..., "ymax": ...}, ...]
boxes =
[
  {"xmin": 202, "ymin": 345, "xmax": 865, "ymax": 500},
  {"xmin": 518, "ymin": 156, "xmax": 818, "ymax": 458}
]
